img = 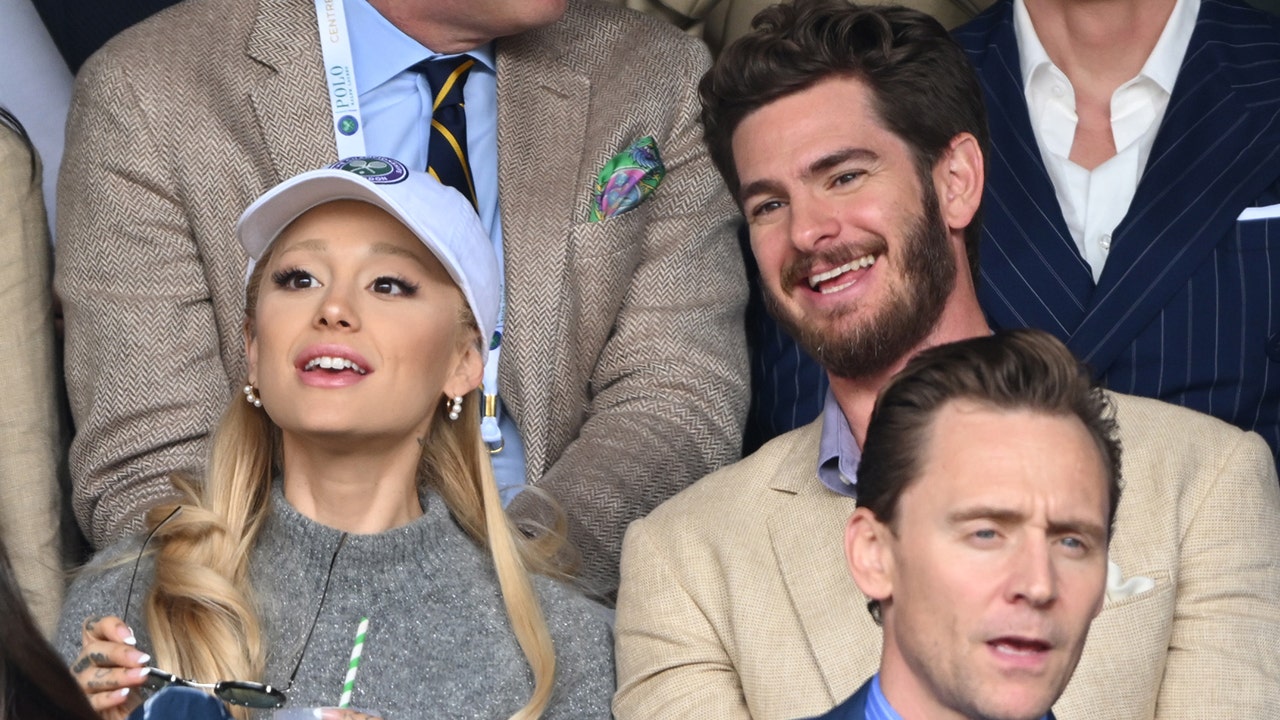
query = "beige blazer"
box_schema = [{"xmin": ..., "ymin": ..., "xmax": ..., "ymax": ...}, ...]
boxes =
[
  {"xmin": 0, "ymin": 126, "xmax": 66, "ymax": 636},
  {"xmin": 55, "ymin": 0, "xmax": 747, "ymax": 593},
  {"xmin": 615, "ymin": 392, "xmax": 1280, "ymax": 719}
]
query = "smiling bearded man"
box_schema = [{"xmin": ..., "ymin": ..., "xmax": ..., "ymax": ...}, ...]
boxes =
[{"xmin": 769, "ymin": 181, "xmax": 954, "ymax": 380}]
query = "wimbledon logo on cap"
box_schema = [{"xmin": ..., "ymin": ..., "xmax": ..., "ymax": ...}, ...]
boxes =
[{"xmin": 329, "ymin": 156, "xmax": 409, "ymax": 184}]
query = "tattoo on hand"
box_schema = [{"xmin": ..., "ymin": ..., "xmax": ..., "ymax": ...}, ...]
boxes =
[
  {"xmin": 89, "ymin": 652, "xmax": 110, "ymax": 666},
  {"xmin": 84, "ymin": 616, "xmax": 103, "ymax": 634},
  {"xmin": 72, "ymin": 656, "xmax": 92, "ymax": 673}
]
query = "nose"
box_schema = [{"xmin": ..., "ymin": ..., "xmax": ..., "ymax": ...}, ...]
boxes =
[
  {"xmin": 1008, "ymin": 539, "xmax": 1058, "ymax": 607},
  {"xmin": 314, "ymin": 284, "xmax": 360, "ymax": 331},
  {"xmin": 787, "ymin": 193, "xmax": 841, "ymax": 252}
]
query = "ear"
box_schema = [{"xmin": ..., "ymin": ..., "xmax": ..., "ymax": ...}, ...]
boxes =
[
  {"xmin": 442, "ymin": 335, "xmax": 484, "ymax": 400},
  {"xmin": 933, "ymin": 132, "xmax": 984, "ymax": 233},
  {"xmin": 243, "ymin": 318, "xmax": 258, "ymax": 386},
  {"xmin": 845, "ymin": 508, "xmax": 895, "ymax": 605}
]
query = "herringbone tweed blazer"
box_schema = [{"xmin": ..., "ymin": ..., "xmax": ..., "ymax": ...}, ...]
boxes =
[
  {"xmin": 54, "ymin": 0, "xmax": 747, "ymax": 594},
  {"xmin": 615, "ymin": 393, "xmax": 1280, "ymax": 719},
  {"xmin": 0, "ymin": 126, "xmax": 66, "ymax": 637}
]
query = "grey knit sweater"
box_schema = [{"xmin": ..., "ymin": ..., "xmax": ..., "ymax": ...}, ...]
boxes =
[{"xmin": 55, "ymin": 485, "xmax": 615, "ymax": 718}]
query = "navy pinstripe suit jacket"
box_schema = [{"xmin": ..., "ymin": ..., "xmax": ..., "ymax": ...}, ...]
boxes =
[{"xmin": 955, "ymin": 0, "xmax": 1280, "ymax": 461}]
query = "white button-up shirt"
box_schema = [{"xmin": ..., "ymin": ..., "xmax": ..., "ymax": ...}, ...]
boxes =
[{"xmin": 1014, "ymin": 0, "xmax": 1198, "ymax": 281}]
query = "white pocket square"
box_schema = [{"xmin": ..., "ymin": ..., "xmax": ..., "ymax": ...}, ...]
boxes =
[
  {"xmin": 1237, "ymin": 203, "xmax": 1280, "ymax": 221},
  {"xmin": 1106, "ymin": 559, "xmax": 1155, "ymax": 602}
]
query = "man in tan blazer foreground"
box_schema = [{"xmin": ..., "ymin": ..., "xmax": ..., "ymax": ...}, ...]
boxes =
[
  {"xmin": 56, "ymin": 0, "xmax": 748, "ymax": 595},
  {"xmin": 814, "ymin": 330, "xmax": 1118, "ymax": 720},
  {"xmin": 614, "ymin": 1, "xmax": 1280, "ymax": 717}
]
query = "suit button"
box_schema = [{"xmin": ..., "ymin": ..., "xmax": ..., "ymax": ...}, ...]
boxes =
[{"xmin": 1268, "ymin": 333, "xmax": 1280, "ymax": 363}]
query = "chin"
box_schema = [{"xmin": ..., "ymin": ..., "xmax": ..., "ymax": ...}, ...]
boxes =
[
  {"xmin": 283, "ymin": 420, "xmax": 364, "ymax": 438},
  {"xmin": 525, "ymin": 0, "xmax": 568, "ymax": 28},
  {"xmin": 970, "ymin": 688, "xmax": 1059, "ymax": 720}
]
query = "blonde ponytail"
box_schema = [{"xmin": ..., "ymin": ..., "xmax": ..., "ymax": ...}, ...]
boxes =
[{"xmin": 142, "ymin": 393, "xmax": 276, "ymax": 720}]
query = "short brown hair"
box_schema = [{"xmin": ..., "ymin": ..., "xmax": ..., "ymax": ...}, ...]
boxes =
[{"xmin": 700, "ymin": 0, "xmax": 990, "ymax": 277}]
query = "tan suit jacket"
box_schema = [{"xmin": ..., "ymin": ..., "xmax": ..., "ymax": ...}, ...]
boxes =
[
  {"xmin": 55, "ymin": 0, "xmax": 747, "ymax": 593},
  {"xmin": 615, "ymin": 392, "xmax": 1280, "ymax": 719},
  {"xmin": 0, "ymin": 126, "xmax": 66, "ymax": 636}
]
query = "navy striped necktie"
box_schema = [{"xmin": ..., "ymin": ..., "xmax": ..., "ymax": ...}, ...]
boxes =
[{"xmin": 412, "ymin": 56, "xmax": 478, "ymax": 209}]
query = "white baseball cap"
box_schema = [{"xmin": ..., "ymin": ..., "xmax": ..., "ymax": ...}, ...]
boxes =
[{"xmin": 236, "ymin": 156, "xmax": 500, "ymax": 361}]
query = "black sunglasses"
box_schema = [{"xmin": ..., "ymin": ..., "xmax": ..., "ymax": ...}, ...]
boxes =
[{"xmin": 123, "ymin": 507, "xmax": 348, "ymax": 709}]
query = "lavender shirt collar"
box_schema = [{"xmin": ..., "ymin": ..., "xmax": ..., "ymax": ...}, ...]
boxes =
[{"xmin": 818, "ymin": 390, "xmax": 861, "ymax": 498}]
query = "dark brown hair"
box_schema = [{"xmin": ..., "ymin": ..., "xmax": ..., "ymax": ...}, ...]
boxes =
[
  {"xmin": 699, "ymin": 0, "xmax": 990, "ymax": 277},
  {"xmin": 0, "ymin": 539, "xmax": 99, "ymax": 720}
]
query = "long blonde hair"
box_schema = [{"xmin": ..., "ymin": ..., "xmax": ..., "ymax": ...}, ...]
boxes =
[{"xmin": 142, "ymin": 249, "xmax": 567, "ymax": 719}]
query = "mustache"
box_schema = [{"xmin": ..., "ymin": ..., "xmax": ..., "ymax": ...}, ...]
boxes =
[{"xmin": 779, "ymin": 238, "xmax": 889, "ymax": 290}]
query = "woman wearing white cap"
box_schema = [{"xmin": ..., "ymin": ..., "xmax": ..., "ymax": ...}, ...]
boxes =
[{"xmin": 54, "ymin": 158, "xmax": 613, "ymax": 720}]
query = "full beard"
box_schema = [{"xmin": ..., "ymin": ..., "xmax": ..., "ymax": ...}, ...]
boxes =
[{"xmin": 765, "ymin": 190, "xmax": 956, "ymax": 381}]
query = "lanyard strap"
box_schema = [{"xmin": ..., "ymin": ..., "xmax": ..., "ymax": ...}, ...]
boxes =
[{"xmin": 316, "ymin": 0, "xmax": 366, "ymax": 158}]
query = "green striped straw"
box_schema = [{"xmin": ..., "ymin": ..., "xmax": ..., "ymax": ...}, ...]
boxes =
[{"xmin": 338, "ymin": 617, "xmax": 369, "ymax": 708}]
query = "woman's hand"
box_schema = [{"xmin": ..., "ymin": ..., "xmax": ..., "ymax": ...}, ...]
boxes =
[{"xmin": 72, "ymin": 615, "xmax": 151, "ymax": 719}]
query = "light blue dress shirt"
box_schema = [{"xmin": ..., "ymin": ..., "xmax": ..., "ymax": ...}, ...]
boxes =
[
  {"xmin": 346, "ymin": 0, "xmax": 527, "ymax": 499},
  {"xmin": 866, "ymin": 675, "xmax": 903, "ymax": 720},
  {"xmin": 866, "ymin": 674, "xmax": 1049, "ymax": 720}
]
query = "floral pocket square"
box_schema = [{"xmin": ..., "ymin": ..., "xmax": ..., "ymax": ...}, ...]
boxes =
[
  {"xmin": 588, "ymin": 136, "xmax": 665, "ymax": 222},
  {"xmin": 1106, "ymin": 559, "xmax": 1155, "ymax": 602}
]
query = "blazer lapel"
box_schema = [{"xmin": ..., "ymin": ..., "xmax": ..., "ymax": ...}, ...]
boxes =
[
  {"xmin": 246, "ymin": 0, "xmax": 338, "ymax": 184},
  {"xmin": 766, "ymin": 474, "xmax": 871, "ymax": 703},
  {"xmin": 964, "ymin": 1, "xmax": 1095, "ymax": 337},
  {"xmin": 1071, "ymin": 2, "xmax": 1280, "ymax": 370},
  {"xmin": 493, "ymin": 26, "xmax": 590, "ymax": 474}
]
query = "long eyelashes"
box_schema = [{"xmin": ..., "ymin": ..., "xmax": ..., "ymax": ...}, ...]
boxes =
[
  {"xmin": 271, "ymin": 266, "xmax": 315, "ymax": 289},
  {"xmin": 268, "ymin": 267, "xmax": 420, "ymax": 296},
  {"xmin": 371, "ymin": 275, "xmax": 420, "ymax": 297}
]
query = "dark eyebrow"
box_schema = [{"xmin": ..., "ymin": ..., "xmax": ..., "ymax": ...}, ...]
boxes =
[
  {"xmin": 947, "ymin": 505, "xmax": 1107, "ymax": 542},
  {"xmin": 738, "ymin": 178, "xmax": 786, "ymax": 205},
  {"xmin": 1047, "ymin": 519, "xmax": 1108, "ymax": 544},
  {"xmin": 947, "ymin": 506, "xmax": 1025, "ymax": 527},
  {"xmin": 737, "ymin": 147, "xmax": 880, "ymax": 204},
  {"xmin": 806, "ymin": 147, "xmax": 879, "ymax": 177}
]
